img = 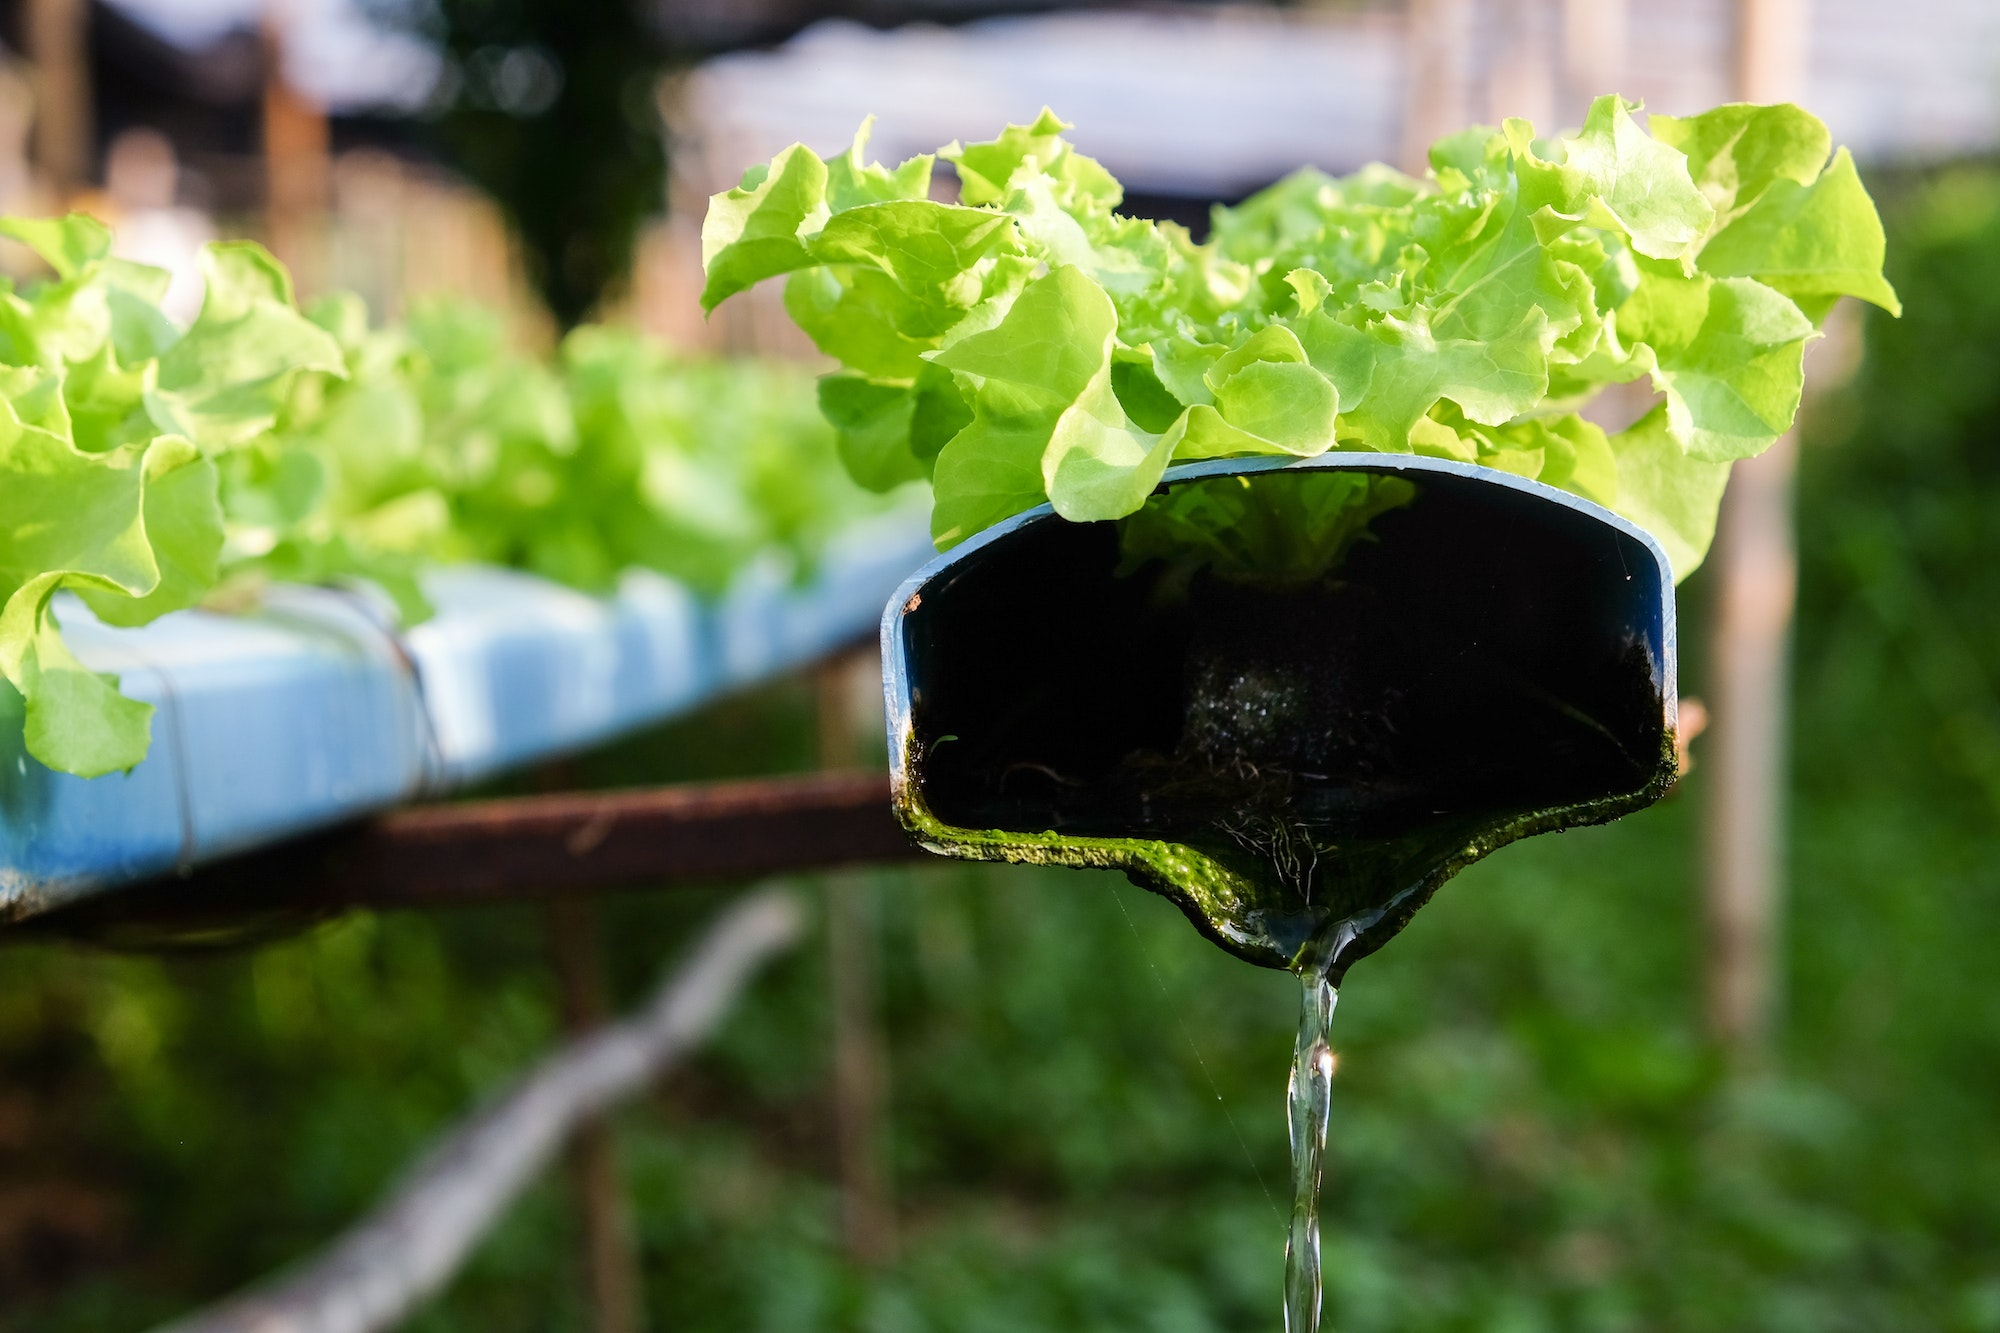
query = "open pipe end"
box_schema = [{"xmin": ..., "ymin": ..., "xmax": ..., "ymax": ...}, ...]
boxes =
[{"xmin": 883, "ymin": 456, "xmax": 1679, "ymax": 982}]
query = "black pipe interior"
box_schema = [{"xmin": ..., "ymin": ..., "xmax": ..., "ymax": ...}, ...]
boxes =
[{"xmin": 897, "ymin": 465, "xmax": 1672, "ymax": 971}]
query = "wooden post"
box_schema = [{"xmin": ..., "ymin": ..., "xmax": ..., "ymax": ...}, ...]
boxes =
[
  {"xmin": 1739, "ymin": 0, "xmax": 1809, "ymax": 106},
  {"xmin": 1486, "ymin": 0, "xmax": 1556, "ymax": 130},
  {"xmin": 1702, "ymin": 0, "xmax": 1810, "ymax": 1069},
  {"xmin": 261, "ymin": 12, "xmax": 329, "ymax": 290},
  {"xmin": 1562, "ymin": 0, "xmax": 1627, "ymax": 113},
  {"xmin": 546, "ymin": 897, "xmax": 646, "ymax": 1333},
  {"xmin": 24, "ymin": 0, "xmax": 90, "ymax": 198},
  {"xmin": 817, "ymin": 650, "xmax": 895, "ymax": 1265},
  {"xmin": 1401, "ymin": 0, "xmax": 1472, "ymax": 174},
  {"xmin": 1702, "ymin": 434, "xmax": 1797, "ymax": 1066}
]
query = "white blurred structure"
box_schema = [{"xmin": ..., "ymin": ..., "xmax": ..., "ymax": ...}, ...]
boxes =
[
  {"xmin": 671, "ymin": 9, "xmax": 1407, "ymax": 202},
  {"xmin": 103, "ymin": 0, "xmax": 442, "ymax": 114},
  {"xmin": 669, "ymin": 0, "xmax": 2000, "ymax": 202}
]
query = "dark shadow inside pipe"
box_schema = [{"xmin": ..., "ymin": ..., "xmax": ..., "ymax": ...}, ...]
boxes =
[{"xmin": 891, "ymin": 462, "xmax": 1676, "ymax": 977}]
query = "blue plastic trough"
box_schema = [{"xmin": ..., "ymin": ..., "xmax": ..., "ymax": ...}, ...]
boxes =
[{"xmin": 0, "ymin": 508, "xmax": 935, "ymax": 922}]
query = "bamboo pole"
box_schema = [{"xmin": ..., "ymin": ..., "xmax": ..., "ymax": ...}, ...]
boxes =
[
  {"xmin": 1486, "ymin": 0, "xmax": 1555, "ymax": 130},
  {"xmin": 1401, "ymin": 0, "xmax": 1473, "ymax": 175},
  {"xmin": 152, "ymin": 890, "xmax": 804, "ymax": 1333},
  {"xmin": 1740, "ymin": 0, "xmax": 1809, "ymax": 106},
  {"xmin": 818, "ymin": 650, "xmax": 896, "ymax": 1265},
  {"xmin": 1702, "ymin": 0, "xmax": 1810, "ymax": 1069},
  {"xmin": 261, "ymin": 11, "xmax": 329, "ymax": 290},
  {"xmin": 1702, "ymin": 434, "xmax": 1797, "ymax": 1065},
  {"xmin": 1561, "ymin": 0, "xmax": 1627, "ymax": 111},
  {"xmin": 24, "ymin": 0, "xmax": 90, "ymax": 198}
]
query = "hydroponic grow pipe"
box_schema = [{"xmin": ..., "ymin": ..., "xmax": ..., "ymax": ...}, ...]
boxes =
[{"xmin": 0, "ymin": 507, "xmax": 935, "ymax": 926}]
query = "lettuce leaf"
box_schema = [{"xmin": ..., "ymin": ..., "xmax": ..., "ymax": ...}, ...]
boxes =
[
  {"xmin": 0, "ymin": 223, "xmax": 328, "ymax": 776},
  {"xmin": 704, "ymin": 97, "xmax": 1896, "ymax": 571},
  {"xmin": 1, "ymin": 216, "xmax": 892, "ymax": 777}
]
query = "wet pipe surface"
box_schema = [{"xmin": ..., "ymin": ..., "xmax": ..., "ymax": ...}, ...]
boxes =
[{"xmin": 887, "ymin": 460, "xmax": 1679, "ymax": 985}]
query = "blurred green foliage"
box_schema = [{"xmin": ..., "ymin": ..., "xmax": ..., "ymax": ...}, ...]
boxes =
[
  {"xmin": 277, "ymin": 301, "xmax": 890, "ymax": 601},
  {"xmin": 407, "ymin": 0, "xmax": 671, "ymax": 325},
  {"xmin": 5, "ymin": 167, "xmax": 2000, "ymax": 1330}
]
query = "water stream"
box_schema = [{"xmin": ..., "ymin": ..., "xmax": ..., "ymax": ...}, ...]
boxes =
[{"xmin": 1285, "ymin": 970, "xmax": 1337, "ymax": 1333}]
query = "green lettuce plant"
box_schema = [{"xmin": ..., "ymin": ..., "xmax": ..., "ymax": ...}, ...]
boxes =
[
  {"xmin": 0, "ymin": 216, "xmax": 346, "ymax": 779},
  {"xmin": 701, "ymin": 98, "xmax": 1898, "ymax": 568},
  {"xmin": 0, "ymin": 218, "xmax": 889, "ymax": 779}
]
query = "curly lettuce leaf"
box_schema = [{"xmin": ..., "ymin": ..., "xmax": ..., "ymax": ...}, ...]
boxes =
[
  {"xmin": 0, "ymin": 222, "xmax": 338, "ymax": 773},
  {"xmin": 146, "ymin": 244, "xmax": 346, "ymax": 448},
  {"xmin": 704, "ymin": 97, "xmax": 1897, "ymax": 580},
  {"xmin": 928, "ymin": 265, "xmax": 1125, "ymax": 543},
  {"xmin": 1603, "ymin": 402, "xmax": 1733, "ymax": 579},
  {"xmin": 0, "ymin": 376, "xmax": 220, "ymax": 775}
]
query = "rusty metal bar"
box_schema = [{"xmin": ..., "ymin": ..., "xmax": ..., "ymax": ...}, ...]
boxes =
[
  {"xmin": 332, "ymin": 770, "xmax": 919, "ymax": 907},
  {"xmin": 28, "ymin": 771, "xmax": 925, "ymax": 938}
]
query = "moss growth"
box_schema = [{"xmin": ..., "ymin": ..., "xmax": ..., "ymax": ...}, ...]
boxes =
[{"xmin": 894, "ymin": 723, "xmax": 1679, "ymax": 982}]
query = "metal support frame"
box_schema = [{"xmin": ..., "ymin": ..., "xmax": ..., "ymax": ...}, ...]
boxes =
[{"xmin": 25, "ymin": 770, "xmax": 925, "ymax": 939}]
